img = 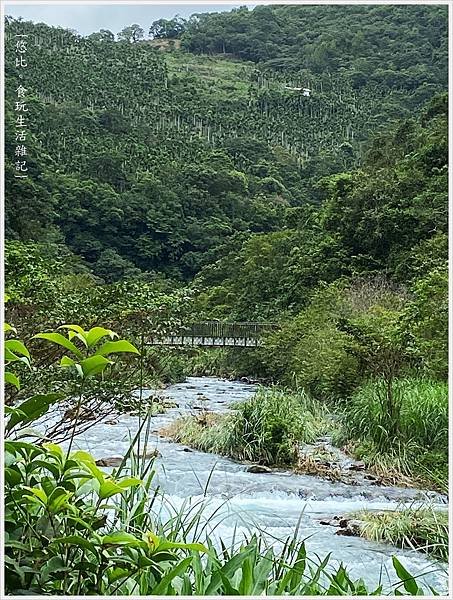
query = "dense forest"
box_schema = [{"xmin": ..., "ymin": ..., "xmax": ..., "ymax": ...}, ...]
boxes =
[
  {"xmin": 4, "ymin": 4, "xmax": 449, "ymax": 597},
  {"xmin": 4, "ymin": 5, "xmax": 448, "ymax": 280}
]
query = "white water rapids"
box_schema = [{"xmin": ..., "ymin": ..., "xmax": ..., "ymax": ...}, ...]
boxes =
[{"xmin": 68, "ymin": 377, "xmax": 448, "ymax": 594}]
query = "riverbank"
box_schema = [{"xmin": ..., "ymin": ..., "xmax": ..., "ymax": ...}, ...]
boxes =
[{"xmin": 160, "ymin": 383, "xmax": 447, "ymax": 492}]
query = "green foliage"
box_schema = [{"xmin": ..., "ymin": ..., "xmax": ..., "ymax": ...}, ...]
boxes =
[
  {"xmin": 340, "ymin": 378, "xmax": 448, "ymax": 486},
  {"xmin": 196, "ymin": 94, "xmax": 447, "ymax": 328},
  {"xmin": 4, "ymin": 439, "xmax": 204, "ymax": 595},
  {"xmin": 261, "ymin": 286, "xmax": 359, "ymax": 398},
  {"xmin": 4, "ymin": 324, "xmax": 31, "ymax": 392},
  {"xmin": 256, "ymin": 278, "xmax": 408, "ymax": 399},
  {"xmin": 149, "ymin": 17, "xmax": 186, "ymax": 40},
  {"xmin": 5, "ymin": 12, "xmax": 447, "ymax": 280},
  {"xmin": 168, "ymin": 388, "xmax": 329, "ymax": 466},
  {"xmin": 402, "ymin": 267, "xmax": 448, "ymax": 379},
  {"xmin": 4, "ymin": 241, "xmax": 78, "ymax": 305},
  {"xmin": 355, "ymin": 508, "xmax": 448, "ymax": 561},
  {"xmin": 33, "ymin": 325, "xmax": 140, "ymax": 380},
  {"xmin": 182, "ymin": 5, "xmax": 447, "ymax": 94}
]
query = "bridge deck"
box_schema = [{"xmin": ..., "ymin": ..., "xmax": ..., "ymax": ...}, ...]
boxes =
[{"xmin": 147, "ymin": 322, "xmax": 278, "ymax": 347}]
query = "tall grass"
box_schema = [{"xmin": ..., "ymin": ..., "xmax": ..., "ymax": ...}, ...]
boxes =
[
  {"xmin": 344, "ymin": 378, "xmax": 447, "ymax": 451},
  {"xmin": 163, "ymin": 388, "xmax": 330, "ymax": 466},
  {"xmin": 340, "ymin": 378, "xmax": 448, "ymax": 487},
  {"xmin": 354, "ymin": 506, "xmax": 449, "ymax": 561}
]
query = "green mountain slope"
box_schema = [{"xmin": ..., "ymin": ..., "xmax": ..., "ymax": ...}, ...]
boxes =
[{"xmin": 4, "ymin": 5, "xmax": 448, "ymax": 281}]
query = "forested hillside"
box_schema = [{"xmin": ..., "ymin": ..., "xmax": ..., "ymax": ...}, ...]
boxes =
[
  {"xmin": 4, "ymin": 5, "xmax": 448, "ymax": 280},
  {"xmin": 183, "ymin": 5, "xmax": 447, "ymax": 91}
]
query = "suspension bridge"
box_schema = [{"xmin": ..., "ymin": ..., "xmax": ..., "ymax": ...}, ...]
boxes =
[{"xmin": 148, "ymin": 322, "xmax": 279, "ymax": 347}]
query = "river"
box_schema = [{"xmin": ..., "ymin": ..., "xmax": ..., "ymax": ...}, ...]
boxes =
[{"xmin": 70, "ymin": 376, "xmax": 448, "ymax": 594}]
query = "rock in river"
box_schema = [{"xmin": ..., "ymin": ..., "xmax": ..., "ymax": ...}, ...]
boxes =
[
  {"xmin": 246, "ymin": 465, "xmax": 272, "ymax": 474},
  {"xmin": 96, "ymin": 456, "xmax": 123, "ymax": 467}
]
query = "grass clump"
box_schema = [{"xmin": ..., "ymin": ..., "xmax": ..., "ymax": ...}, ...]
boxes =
[
  {"xmin": 354, "ymin": 507, "xmax": 449, "ymax": 561},
  {"xmin": 340, "ymin": 378, "xmax": 448, "ymax": 489},
  {"xmin": 164, "ymin": 388, "xmax": 329, "ymax": 466}
]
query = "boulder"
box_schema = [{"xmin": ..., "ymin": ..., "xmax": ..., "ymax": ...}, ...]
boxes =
[
  {"xmin": 336, "ymin": 518, "xmax": 364, "ymax": 537},
  {"xmin": 96, "ymin": 456, "xmax": 123, "ymax": 467},
  {"xmin": 246, "ymin": 465, "xmax": 272, "ymax": 474},
  {"xmin": 143, "ymin": 447, "xmax": 162, "ymax": 459},
  {"xmin": 348, "ymin": 461, "xmax": 366, "ymax": 471}
]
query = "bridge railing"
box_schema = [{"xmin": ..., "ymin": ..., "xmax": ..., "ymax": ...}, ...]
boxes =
[
  {"xmin": 147, "ymin": 321, "xmax": 280, "ymax": 346},
  {"xmin": 181, "ymin": 321, "xmax": 279, "ymax": 339}
]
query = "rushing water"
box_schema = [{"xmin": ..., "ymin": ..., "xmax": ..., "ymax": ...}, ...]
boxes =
[{"xmin": 70, "ymin": 377, "xmax": 448, "ymax": 594}]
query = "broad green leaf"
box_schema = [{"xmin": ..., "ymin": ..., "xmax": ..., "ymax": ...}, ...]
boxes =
[
  {"xmin": 60, "ymin": 356, "xmax": 83, "ymax": 379},
  {"xmin": 205, "ymin": 546, "xmax": 255, "ymax": 595},
  {"xmin": 33, "ymin": 332, "xmax": 83, "ymax": 359},
  {"xmin": 60, "ymin": 356, "xmax": 84, "ymax": 378},
  {"xmin": 4, "ymin": 450, "xmax": 17, "ymax": 466},
  {"xmin": 23, "ymin": 486, "xmax": 47, "ymax": 504},
  {"xmin": 5, "ymin": 467, "xmax": 22, "ymax": 486},
  {"xmin": 48, "ymin": 487, "xmax": 72, "ymax": 512},
  {"xmin": 5, "ymin": 347, "xmax": 31, "ymax": 369},
  {"xmin": 99, "ymin": 479, "xmax": 127, "ymax": 499},
  {"xmin": 5, "ymin": 339, "xmax": 30, "ymax": 358},
  {"xmin": 80, "ymin": 355, "xmax": 113, "ymax": 378},
  {"xmin": 52, "ymin": 535, "xmax": 98, "ymax": 555},
  {"xmin": 4, "ymin": 323, "xmax": 17, "ymax": 333},
  {"xmin": 108, "ymin": 567, "xmax": 132, "ymax": 584},
  {"xmin": 392, "ymin": 557, "xmax": 419, "ymax": 595},
  {"xmin": 6, "ymin": 393, "xmax": 64, "ymax": 432},
  {"xmin": 95, "ymin": 339, "xmax": 140, "ymax": 356},
  {"xmin": 60, "ymin": 355, "xmax": 75, "ymax": 367},
  {"xmin": 43, "ymin": 442, "xmax": 65, "ymax": 459},
  {"xmin": 28, "ymin": 459, "xmax": 61, "ymax": 479},
  {"xmin": 146, "ymin": 533, "xmax": 207, "ymax": 554},
  {"xmin": 58, "ymin": 324, "xmax": 86, "ymax": 335},
  {"xmin": 251, "ymin": 549, "xmax": 274, "ymax": 594},
  {"xmin": 86, "ymin": 326, "xmax": 117, "ymax": 348},
  {"xmin": 71, "ymin": 450, "xmax": 105, "ymax": 483},
  {"xmin": 117, "ymin": 476, "xmax": 141, "ymax": 489},
  {"xmin": 5, "ymin": 440, "xmax": 43, "ymax": 455},
  {"xmin": 102, "ymin": 531, "xmax": 146, "ymax": 547},
  {"xmin": 58, "ymin": 325, "xmax": 89, "ymax": 347},
  {"xmin": 40, "ymin": 556, "xmax": 72, "ymax": 583},
  {"xmin": 150, "ymin": 557, "xmax": 193, "ymax": 595},
  {"xmin": 5, "ymin": 371, "xmax": 20, "ymax": 390},
  {"xmin": 15, "ymin": 427, "xmax": 47, "ymax": 440}
]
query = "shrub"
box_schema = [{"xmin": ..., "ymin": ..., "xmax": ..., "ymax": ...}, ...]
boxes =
[
  {"xmin": 261, "ymin": 284, "xmax": 361, "ymax": 399},
  {"xmin": 341, "ymin": 378, "xmax": 448, "ymax": 486},
  {"xmin": 261, "ymin": 277, "xmax": 413, "ymax": 401},
  {"xmin": 402, "ymin": 267, "xmax": 448, "ymax": 379},
  {"xmin": 165, "ymin": 388, "xmax": 329, "ymax": 466},
  {"xmin": 355, "ymin": 507, "xmax": 449, "ymax": 561}
]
